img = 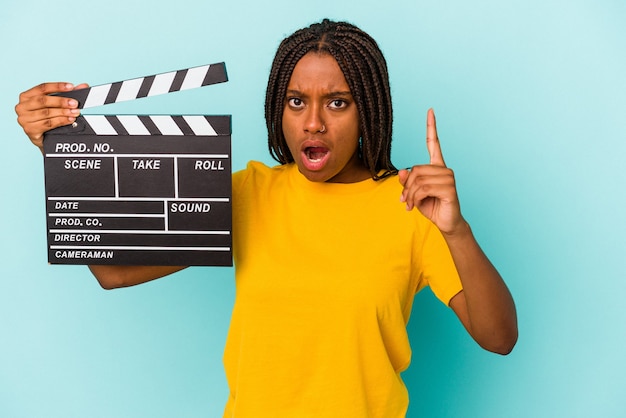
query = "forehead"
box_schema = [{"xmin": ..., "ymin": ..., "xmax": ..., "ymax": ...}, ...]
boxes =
[{"xmin": 287, "ymin": 52, "xmax": 350, "ymax": 91}]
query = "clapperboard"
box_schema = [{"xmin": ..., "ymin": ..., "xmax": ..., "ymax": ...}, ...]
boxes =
[{"xmin": 43, "ymin": 63, "xmax": 232, "ymax": 266}]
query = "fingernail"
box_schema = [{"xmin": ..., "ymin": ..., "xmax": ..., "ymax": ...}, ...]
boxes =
[
  {"xmin": 69, "ymin": 99, "xmax": 78, "ymax": 107},
  {"xmin": 65, "ymin": 83, "xmax": 74, "ymax": 90},
  {"xmin": 70, "ymin": 109, "xmax": 80, "ymax": 115}
]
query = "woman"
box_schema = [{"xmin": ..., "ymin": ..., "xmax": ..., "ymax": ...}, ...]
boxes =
[{"xmin": 16, "ymin": 19, "xmax": 517, "ymax": 418}]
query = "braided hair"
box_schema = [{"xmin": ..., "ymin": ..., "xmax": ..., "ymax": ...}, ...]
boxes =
[{"xmin": 265, "ymin": 19, "xmax": 397, "ymax": 180}]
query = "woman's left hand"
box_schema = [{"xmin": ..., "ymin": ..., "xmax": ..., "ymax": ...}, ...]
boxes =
[{"xmin": 398, "ymin": 108, "xmax": 466, "ymax": 235}]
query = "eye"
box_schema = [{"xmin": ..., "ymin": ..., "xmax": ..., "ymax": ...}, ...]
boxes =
[
  {"xmin": 328, "ymin": 99, "xmax": 348, "ymax": 110},
  {"xmin": 287, "ymin": 97, "xmax": 304, "ymax": 108}
]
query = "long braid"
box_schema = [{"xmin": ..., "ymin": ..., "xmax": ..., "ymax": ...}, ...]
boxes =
[
  {"xmin": 339, "ymin": 26, "xmax": 394, "ymax": 179},
  {"xmin": 265, "ymin": 19, "xmax": 397, "ymax": 180}
]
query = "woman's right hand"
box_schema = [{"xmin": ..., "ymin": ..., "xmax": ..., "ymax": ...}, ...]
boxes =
[{"xmin": 15, "ymin": 82, "xmax": 88, "ymax": 151}]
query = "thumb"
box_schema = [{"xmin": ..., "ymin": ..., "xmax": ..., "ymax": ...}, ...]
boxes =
[{"xmin": 398, "ymin": 168, "xmax": 410, "ymax": 186}]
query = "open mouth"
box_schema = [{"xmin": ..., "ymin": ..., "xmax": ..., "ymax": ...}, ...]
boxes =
[
  {"xmin": 301, "ymin": 146, "xmax": 330, "ymax": 171},
  {"xmin": 305, "ymin": 147, "xmax": 329, "ymax": 162}
]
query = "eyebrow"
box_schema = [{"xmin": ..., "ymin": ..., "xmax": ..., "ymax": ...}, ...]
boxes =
[{"xmin": 286, "ymin": 89, "xmax": 353, "ymax": 98}]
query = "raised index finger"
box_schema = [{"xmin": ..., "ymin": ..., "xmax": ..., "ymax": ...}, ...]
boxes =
[{"xmin": 426, "ymin": 108, "xmax": 446, "ymax": 167}]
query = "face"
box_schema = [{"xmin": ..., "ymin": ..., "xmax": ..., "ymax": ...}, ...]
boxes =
[{"xmin": 282, "ymin": 52, "xmax": 369, "ymax": 183}]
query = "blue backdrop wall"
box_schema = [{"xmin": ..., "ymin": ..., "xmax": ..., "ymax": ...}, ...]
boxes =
[{"xmin": 1, "ymin": 1, "xmax": 624, "ymax": 417}]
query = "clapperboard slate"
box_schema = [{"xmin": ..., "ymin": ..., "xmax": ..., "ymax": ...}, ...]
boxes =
[{"xmin": 43, "ymin": 63, "xmax": 232, "ymax": 266}]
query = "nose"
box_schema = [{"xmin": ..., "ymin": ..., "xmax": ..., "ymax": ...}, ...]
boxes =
[{"xmin": 303, "ymin": 104, "xmax": 325, "ymax": 134}]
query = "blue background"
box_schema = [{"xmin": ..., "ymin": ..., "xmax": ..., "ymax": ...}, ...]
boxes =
[{"xmin": 1, "ymin": 0, "xmax": 625, "ymax": 417}]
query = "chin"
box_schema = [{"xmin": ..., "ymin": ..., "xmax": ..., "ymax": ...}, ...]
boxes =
[{"xmin": 299, "ymin": 168, "xmax": 330, "ymax": 183}]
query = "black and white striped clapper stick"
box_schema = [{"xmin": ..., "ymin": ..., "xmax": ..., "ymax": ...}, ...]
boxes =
[{"xmin": 54, "ymin": 62, "xmax": 227, "ymax": 109}]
